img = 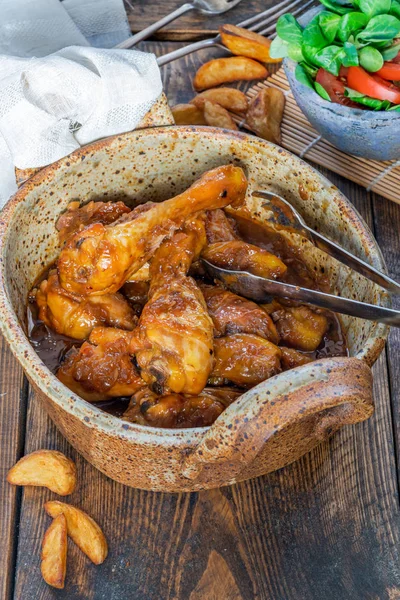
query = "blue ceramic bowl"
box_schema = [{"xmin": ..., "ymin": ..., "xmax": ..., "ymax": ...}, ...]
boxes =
[{"xmin": 284, "ymin": 58, "xmax": 400, "ymax": 161}]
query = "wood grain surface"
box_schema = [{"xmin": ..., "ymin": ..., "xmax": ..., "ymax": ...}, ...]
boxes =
[
  {"xmin": 123, "ymin": 0, "xmax": 264, "ymax": 40},
  {"xmin": 2, "ymin": 5, "xmax": 400, "ymax": 600}
]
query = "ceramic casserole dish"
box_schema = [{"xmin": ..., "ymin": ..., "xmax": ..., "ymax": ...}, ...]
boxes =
[{"xmin": 0, "ymin": 126, "xmax": 389, "ymax": 491}]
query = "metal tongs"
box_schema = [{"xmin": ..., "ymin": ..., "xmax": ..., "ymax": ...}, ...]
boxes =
[{"xmin": 202, "ymin": 191, "xmax": 400, "ymax": 327}]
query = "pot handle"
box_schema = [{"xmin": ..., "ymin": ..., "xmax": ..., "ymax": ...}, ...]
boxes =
[
  {"xmin": 14, "ymin": 93, "xmax": 174, "ymax": 188},
  {"xmin": 182, "ymin": 357, "xmax": 373, "ymax": 484}
]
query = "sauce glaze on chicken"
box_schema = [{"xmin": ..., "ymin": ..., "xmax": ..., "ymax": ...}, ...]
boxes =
[{"xmin": 28, "ymin": 166, "xmax": 347, "ymax": 429}]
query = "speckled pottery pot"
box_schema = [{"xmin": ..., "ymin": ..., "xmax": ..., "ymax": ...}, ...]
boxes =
[
  {"xmin": 285, "ymin": 59, "xmax": 400, "ymax": 161},
  {"xmin": 0, "ymin": 126, "xmax": 389, "ymax": 492}
]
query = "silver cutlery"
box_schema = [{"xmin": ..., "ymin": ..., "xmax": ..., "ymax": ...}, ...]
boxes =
[
  {"xmin": 156, "ymin": 0, "xmax": 319, "ymax": 66},
  {"xmin": 201, "ymin": 188, "xmax": 400, "ymax": 326},
  {"xmin": 202, "ymin": 260, "xmax": 400, "ymax": 327},
  {"xmin": 253, "ymin": 190, "xmax": 400, "ymax": 295},
  {"xmin": 116, "ymin": 0, "xmax": 243, "ymax": 50}
]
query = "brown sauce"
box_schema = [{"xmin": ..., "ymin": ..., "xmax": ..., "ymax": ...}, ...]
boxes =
[{"xmin": 27, "ymin": 209, "xmax": 348, "ymax": 418}]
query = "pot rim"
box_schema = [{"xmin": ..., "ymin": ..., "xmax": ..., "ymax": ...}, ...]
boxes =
[{"xmin": 0, "ymin": 125, "xmax": 389, "ymax": 444}]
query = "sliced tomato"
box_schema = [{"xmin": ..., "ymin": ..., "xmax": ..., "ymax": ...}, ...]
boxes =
[
  {"xmin": 315, "ymin": 68, "xmax": 361, "ymax": 107},
  {"xmin": 347, "ymin": 66, "xmax": 400, "ymax": 104},
  {"xmin": 376, "ymin": 62, "xmax": 400, "ymax": 81}
]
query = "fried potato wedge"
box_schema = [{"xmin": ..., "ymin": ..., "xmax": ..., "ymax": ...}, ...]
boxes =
[
  {"xmin": 220, "ymin": 24, "xmax": 281, "ymax": 64},
  {"xmin": 44, "ymin": 501, "xmax": 108, "ymax": 565},
  {"xmin": 41, "ymin": 514, "xmax": 67, "ymax": 589},
  {"xmin": 171, "ymin": 103, "xmax": 207, "ymax": 125},
  {"xmin": 194, "ymin": 57, "xmax": 268, "ymax": 91},
  {"xmin": 191, "ymin": 87, "xmax": 248, "ymax": 113},
  {"xmin": 196, "ymin": 99, "xmax": 238, "ymax": 130},
  {"xmin": 246, "ymin": 88, "xmax": 285, "ymax": 145},
  {"xmin": 7, "ymin": 450, "xmax": 76, "ymax": 496}
]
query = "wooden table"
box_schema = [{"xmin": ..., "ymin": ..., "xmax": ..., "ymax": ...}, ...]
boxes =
[{"xmin": 1, "ymin": 1, "xmax": 400, "ymax": 598}]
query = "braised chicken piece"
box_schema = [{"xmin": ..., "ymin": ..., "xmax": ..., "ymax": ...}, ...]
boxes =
[
  {"xmin": 134, "ymin": 217, "xmax": 214, "ymax": 395},
  {"xmin": 123, "ymin": 386, "xmax": 240, "ymax": 428},
  {"xmin": 35, "ymin": 270, "xmax": 137, "ymax": 340},
  {"xmin": 201, "ymin": 284, "xmax": 279, "ymax": 344},
  {"xmin": 203, "ymin": 206, "xmax": 287, "ymax": 279},
  {"xmin": 57, "ymin": 333, "xmax": 145, "ymax": 402},
  {"xmin": 210, "ymin": 333, "xmax": 282, "ymax": 388},
  {"xmin": 205, "ymin": 208, "xmax": 238, "ymax": 243},
  {"xmin": 280, "ymin": 347, "xmax": 313, "ymax": 370},
  {"xmin": 202, "ymin": 240, "xmax": 287, "ymax": 280},
  {"xmin": 57, "ymin": 165, "xmax": 248, "ymax": 296},
  {"xmin": 272, "ymin": 305, "xmax": 329, "ymax": 352},
  {"xmin": 56, "ymin": 200, "xmax": 131, "ymax": 245}
]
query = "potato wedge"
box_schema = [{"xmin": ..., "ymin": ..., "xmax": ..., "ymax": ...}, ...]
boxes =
[
  {"xmin": 220, "ymin": 24, "xmax": 281, "ymax": 64},
  {"xmin": 246, "ymin": 88, "xmax": 285, "ymax": 145},
  {"xmin": 195, "ymin": 99, "xmax": 238, "ymax": 130},
  {"xmin": 7, "ymin": 450, "xmax": 76, "ymax": 496},
  {"xmin": 44, "ymin": 501, "xmax": 108, "ymax": 565},
  {"xmin": 191, "ymin": 88, "xmax": 248, "ymax": 113},
  {"xmin": 41, "ymin": 514, "xmax": 67, "ymax": 589},
  {"xmin": 171, "ymin": 103, "xmax": 207, "ymax": 125},
  {"xmin": 193, "ymin": 57, "xmax": 268, "ymax": 91}
]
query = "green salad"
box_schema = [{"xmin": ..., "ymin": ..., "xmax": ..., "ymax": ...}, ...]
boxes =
[{"xmin": 270, "ymin": 0, "xmax": 400, "ymax": 111}]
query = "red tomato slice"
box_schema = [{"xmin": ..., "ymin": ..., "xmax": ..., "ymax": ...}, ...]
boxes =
[
  {"xmin": 315, "ymin": 68, "xmax": 361, "ymax": 107},
  {"xmin": 376, "ymin": 62, "xmax": 400, "ymax": 81},
  {"xmin": 347, "ymin": 66, "xmax": 400, "ymax": 104}
]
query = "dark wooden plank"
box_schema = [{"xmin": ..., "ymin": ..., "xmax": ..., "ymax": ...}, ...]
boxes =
[
  {"xmin": 12, "ymin": 359, "xmax": 400, "ymax": 599},
  {"xmin": 370, "ymin": 192, "xmax": 400, "ymax": 482},
  {"xmin": 123, "ymin": 0, "xmax": 270, "ymax": 41},
  {"xmin": 11, "ymin": 39, "xmax": 400, "ymax": 600},
  {"xmin": 0, "ymin": 337, "xmax": 28, "ymax": 600}
]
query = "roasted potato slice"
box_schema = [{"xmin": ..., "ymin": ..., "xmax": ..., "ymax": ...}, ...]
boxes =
[
  {"xmin": 197, "ymin": 99, "xmax": 238, "ymax": 130},
  {"xmin": 194, "ymin": 57, "xmax": 268, "ymax": 91},
  {"xmin": 220, "ymin": 24, "xmax": 281, "ymax": 64},
  {"xmin": 44, "ymin": 501, "xmax": 108, "ymax": 565},
  {"xmin": 171, "ymin": 103, "xmax": 207, "ymax": 125},
  {"xmin": 246, "ymin": 88, "xmax": 285, "ymax": 145},
  {"xmin": 7, "ymin": 450, "xmax": 76, "ymax": 496},
  {"xmin": 191, "ymin": 87, "xmax": 248, "ymax": 113},
  {"xmin": 41, "ymin": 514, "xmax": 67, "ymax": 589}
]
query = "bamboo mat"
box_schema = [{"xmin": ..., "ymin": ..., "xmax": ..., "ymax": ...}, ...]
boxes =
[{"xmin": 244, "ymin": 69, "xmax": 400, "ymax": 205}]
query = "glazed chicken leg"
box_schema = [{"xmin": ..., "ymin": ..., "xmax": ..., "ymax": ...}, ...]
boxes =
[
  {"xmin": 133, "ymin": 218, "xmax": 214, "ymax": 395},
  {"xmin": 36, "ymin": 270, "xmax": 137, "ymax": 340},
  {"xmin": 57, "ymin": 165, "xmax": 248, "ymax": 296}
]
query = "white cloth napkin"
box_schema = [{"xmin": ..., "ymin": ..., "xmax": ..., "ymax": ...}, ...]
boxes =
[{"xmin": 0, "ymin": 0, "xmax": 163, "ymax": 208}]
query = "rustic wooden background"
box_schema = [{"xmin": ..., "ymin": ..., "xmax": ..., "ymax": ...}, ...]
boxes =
[{"xmin": 1, "ymin": 1, "xmax": 400, "ymax": 599}]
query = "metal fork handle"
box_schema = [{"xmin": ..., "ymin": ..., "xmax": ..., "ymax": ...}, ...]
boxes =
[
  {"xmin": 307, "ymin": 227, "xmax": 400, "ymax": 295},
  {"xmin": 157, "ymin": 0, "xmax": 317, "ymax": 65},
  {"xmin": 116, "ymin": 3, "xmax": 194, "ymax": 49},
  {"xmin": 157, "ymin": 36, "xmax": 221, "ymax": 66}
]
